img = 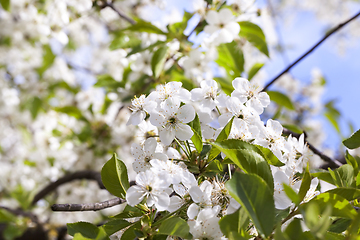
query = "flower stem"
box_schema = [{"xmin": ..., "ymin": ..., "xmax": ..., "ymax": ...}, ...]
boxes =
[{"xmin": 175, "ymin": 138, "xmax": 191, "ymax": 160}]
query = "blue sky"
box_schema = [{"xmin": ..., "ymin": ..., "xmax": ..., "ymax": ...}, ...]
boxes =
[{"xmin": 262, "ymin": 9, "xmax": 360, "ymax": 150}]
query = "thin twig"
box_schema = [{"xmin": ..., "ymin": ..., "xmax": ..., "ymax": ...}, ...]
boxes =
[
  {"xmin": 0, "ymin": 206, "xmax": 39, "ymax": 223},
  {"xmin": 51, "ymin": 197, "xmax": 125, "ymax": 212},
  {"xmin": 31, "ymin": 170, "xmax": 105, "ymax": 206},
  {"xmin": 283, "ymin": 129, "xmax": 342, "ymax": 168},
  {"xmin": 106, "ymin": 3, "xmax": 136, "ymax": 25},
  {"xmin": 262, "ymin": 10, "xmax": 360, "ymax": 91}
]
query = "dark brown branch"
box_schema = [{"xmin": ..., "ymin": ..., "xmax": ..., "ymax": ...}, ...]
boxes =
[
  {"xmin": 31, "ymin": 170, "xmax": 105, "ymax": 206},
  {"xmin": 106, "ymin": 3, "xmax": 136, "ymax": 25},
  {"xmin": 51, "ymin": 197, "xmax": 125, "ymax": 212},
  {"xmin": 262, "ymin": 10, "xmax": 360, "ymax": 91},
  {"xmin": 283, "ymin": 129, "xmax": 342, "ymax": 168}
]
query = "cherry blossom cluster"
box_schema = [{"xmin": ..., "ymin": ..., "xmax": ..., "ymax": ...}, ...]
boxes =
[{"xmin": 126, "ymin": 78, "xmax": 320, "ymax": 238}]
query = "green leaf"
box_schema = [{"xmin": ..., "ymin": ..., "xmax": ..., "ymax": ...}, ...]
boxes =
[
  {"xmin": 188, "ymin": 114, "xmax": 203, "ymax": 153},
  {"xmin": 219, "ymin": 207, "xmax": 249, "ymax": 238},
  {"xmin": 109, "ymin": 33, "xmax": 141, "ymax": 50},
  {"xmin": 267, "ymin": 91, "xmax": 295, "ymax": 110},
  {"xmin": 324, "ymin": 100, "xmax": 341, "ymax": 134},
  {"xmin": 95, "ymin": 75, "xmax": 125, "ymax": 91},
  {"xmin": 212, "ymin": 143, "xmax": 274, "ymax": 190},
  {"xmin": 298, "ymin": 166, "xmax": 311, "ymax": 203},
  {"xmin": 303, "ymin": 201, "xmax": 332, "ymax": 239},
  {"xmin": 254, "ymin": 144, "xmax": 284, "ymax": 167},
  {"xmin": 101, "ymin": 153, "xmax": 129, "ymax": 199},
  {"xmin": 101, "ymin": 219, "xmax": 132, "ymax": 236},
  {"xmin": 151, "ymin": 45, "xmax": 169, "ymax": 79},
  {"xmin": 283, "ymin": 183, "xmax": 300, "ymax": 205},
  {"xmin": 214, "ymin": 77, "xmax": 234, "ymax": 95},
  {"xmin": 345, "ymin": 150, "xmax": 359, "ymax": 176},
  {"xmin": 343, "ymin": 129, "xmax": 360, "ymax": 149},
  {"xmin": 121, "ymin": 221, "xmax": 141, "ymax": 240},
  {"xmin": 328, "ymin": 218, "xmax": 352, "ymax": 233},
  {"xmin": 346, "ymin": 212, "xmax": 360, "ymax": 237},
  {"xmin": 67, "ymin": 222, "xmax": 108, "ymax": 239},
  {"xmin": 37, "ymin": 44, "xmax": 56, "ymax": 77},
  {"xmin": 112, "ymin": 205, "xmax": 143, "ymax": 219},
  {"xmin": 124, "ymin": 20, "xmax": 166, "ymax": 35},
  {"xmin": 328, "ymin": 164, "xmax": 354, "ymax": 188},
  {"xmin": 0, "ymin": 209, "xmax": 17, "ymax": 223},
  {"xmin": 282, "ymin": 124, "xmax": 303, "ymax": 134},
  {"xmin": 29, "ymin": 96, "xmax": 42, "ymax": 119},
  {"xmin": 239, "ymin": 21, "xmax": 269, "ymax": 57},
  {"xmin": 208, "ymin": 117, "xmax": 234, "ymax": 161},
  {"xmin": 226, "ymin": 172, "xmax": 275, "ymax": 238},
  {"xmin": 325, "ymin": 187, "xmax": 360, "ymax": 201},
  {"xmin": 248, "ymin": 63, "xmax": 264, "ymax": 80},
  {"xmin": 302, "ymin": 192, "xmax": 357, "ymax": 219},
  {"xmin": 0, "ymin": 0, "xmax": 10, "ymax": 11},
  {"xmin": 127, "ymin": 40, "xmax": 165, "ymax": 57},
  {"xmin": 54, "ymin": 106, "xmax": 85, "ymax": 120},
  {"xmin": 215, "ymin": 41, "xmax": 244, "ymax": 78},
  {"xmin": 158, "ymin": 217, "xmax": 192, "ymax": 239},
  {"xmin": 284, "ymin": 218, "xmax": 316, "ymax": 240}
]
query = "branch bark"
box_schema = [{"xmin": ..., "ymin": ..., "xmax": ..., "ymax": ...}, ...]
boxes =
[
  {"xmin": 106, "ymin": 3, "xmax": 136, "ymax": 25},
  {"xmin": 51, "ymin": 197, "xmax": 125, "ymax": 212},
  {"xmin": 31, "ymin": 170, "xmax": 105, "ymax": 206},
  {"xmin": 262, "ymin": 10, "xmax": 360, "ymax": 91}
]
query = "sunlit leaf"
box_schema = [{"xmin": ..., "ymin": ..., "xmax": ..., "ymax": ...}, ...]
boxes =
[
  {"xmin": 101, "ymin": 153, "xmax": 129, "ymax": 199},
  {"xmin": 226, "ymin": 172, "xmax": 275, "ymax": 238},
  {"xmin": 343, "ymin": 129, "xmax": 360, "ymax": 149}
]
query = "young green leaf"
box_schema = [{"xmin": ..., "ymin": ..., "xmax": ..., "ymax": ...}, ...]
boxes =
[
  {"xmin": 301, "ymin": 193, "xmax": 357, "ymax": 220},
  {"xmin": 298, "ymin": 166, "xmax": 311, "ymax": 203},
  {"xmin": 124, "ymin": 20, "xmax": 166, "ymax": 35},
  {"xmin": 239, "ymin": 21, "xmax": 269, "ymax": 57},
  {"xmin": 100, "ymin": 219, "xmax": 132, "ymax": 236},
  {"xmin": 248, "ymin": 63, "xmax": 264, "ymax": 80},
  {"xmin": 151, "ymin": 45, "xmax": 169, "ymax": 79},
  {"xmin": 226, "ymin": 172, "xmax": 275, "ymax": 238},
  {"xmin": 325, "ymin": 187, "xmax": 360, "ymax": 201},
  {"xmin": 0, "ymin": 0, "xmax": 10, "ymax": 11},
  {"xmin": 343, "ymin": 128, "xmax": 360, "ymax": 149},
  {"xmin": 158, "ymin": 217, "xmax": 192, "ymax": 239},
  {"xmin": 67, "ymin": 222, "xmax": 108, "ymax": 240},
  {"xmin": 267, "ymin": 91, "xmax": 295, "ymax": 110},
  {"xmin": 219, "ymin": 207, "xmax": 249, "ymax": 238},
  {"xmin": 101, "ymin": 153, "xmax": 129, "ymax": 199},
  {"xmin": 188, "ymin": 114, "xmax": 203, "ymax": 153},
  {"xmin": 345, "ymin": 150, "xmax": 359, "ymax": 176},
  {"xmin": 208, "ymin": 117, "xmax": 234, "ymax": 161},
  {"xmin": 215, "ymin": 41, "xmax": 244, "ymax": 77}
]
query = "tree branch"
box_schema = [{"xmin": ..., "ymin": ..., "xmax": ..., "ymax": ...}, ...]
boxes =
[
  {"xmin": 31, "ymin": 170, "xmax": 105, "ymax": 206},
  {"xmin": 105, "ymin": 3, "xmax": 136, "ymax": 25},
  {"xmin": 282, "ymin": 129, "xmax": 342, "ymax": 168},
  {"xmin": 51, "ymin": 197, "xmax": 125, "ymax": 212},
  {"xmin": 262, "ymin": 10, "xmax": 360, "ymax": 91}
]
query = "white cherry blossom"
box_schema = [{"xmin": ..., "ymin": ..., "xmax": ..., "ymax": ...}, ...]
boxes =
[
  {"xmin": 204, "ymin": 8, "xmax": 240, "ymax": 45},
  {"xmin": 150, "ymin": 97, "xmax": 195, "ymax": 145}
]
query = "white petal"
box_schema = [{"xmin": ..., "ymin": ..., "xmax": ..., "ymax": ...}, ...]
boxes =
[
  {"xmin": 177, "ymin": 104, "xmax": 195, "ymax": 123},
  {"xmin": 131, "ymin": 143, "xmax": 145, "ymax": 160},
  {"xmin": 191, "ymin": 88, "xmax": 204, "ymax": 101},
  {"xmin": 144, "ymin": 138, "xmax": 157, "ymax": 156},
  {"xmin": 189, "ymin": 186, "xmax": 203, "ymax": 203},
  {"xmin": 175, "ymin": 123, "xmax": 194, "ymax": 141},
  {"xmin": 154, "ymin": 192, "xmax": 171, "ymax": 211},
  {"xmin": 149, "ymin": 112, "xmax": 166, "ymax": 126},
  {"xmin": 127, "ymin": 111, "xmax": 146, "ymax": 126},
  {"xmin": 163, "ymin": 97, "xmax": 180, "ymax": 117},
  {"xmin": 205, "ymin": 10, "xmax": 219, "ymax": 25},
  {"xmin": 152, "ymin": 152, "xmax": 168, "ymax": 161},
  {"xmin": 126, "ymin": 186, "xmax": 146, "ymax": 206},
  {"xmin": 232, "ymin": 77, "xmax": 249, "ymax": 92},
  {"xmin": 187, "ymin": 203, "xmax": 200, "ymax": 219},
  {"xmin": 219, "ymin": 8, "xmax": 234, "ymax": 22},
  {"xmin": 167, "ymin": 196, "xmax": 183, "ymax": 212},
  {"xmin": 159, "ymin": 127, "xmax": 176, "ymax": 145}
]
